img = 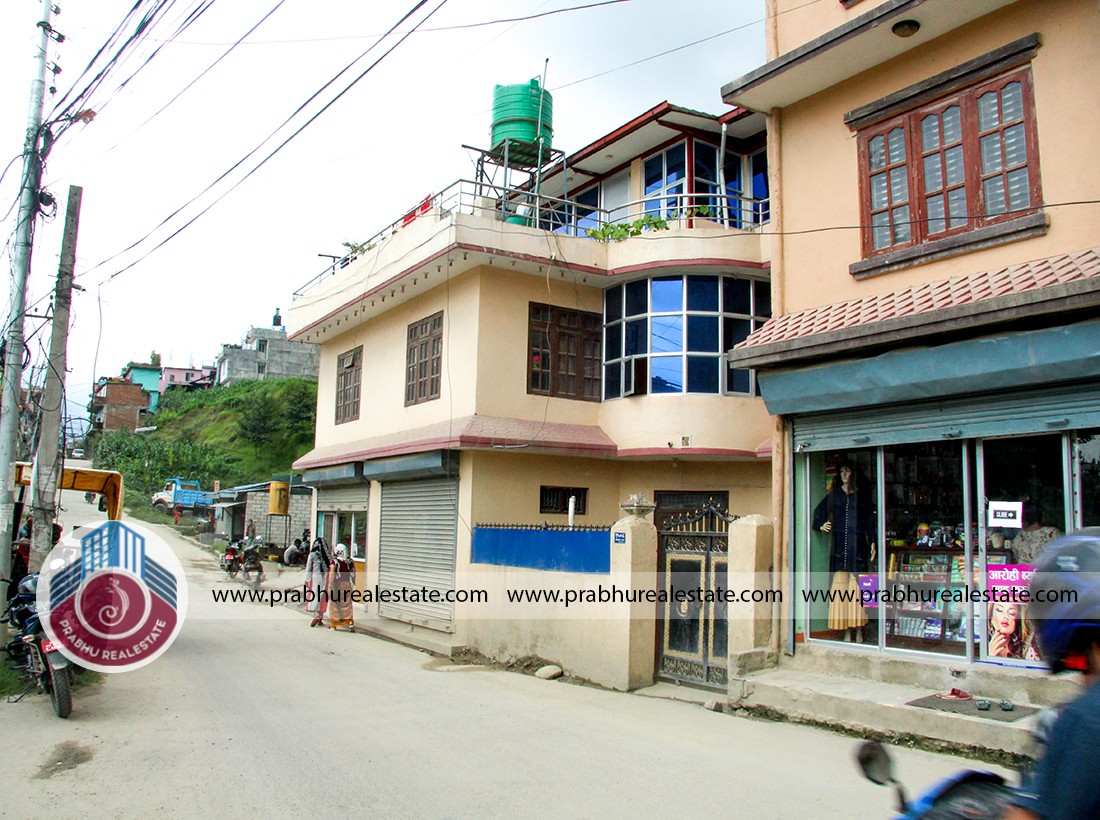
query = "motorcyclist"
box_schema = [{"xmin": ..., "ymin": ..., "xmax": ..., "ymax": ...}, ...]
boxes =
[{"xmin": 1005, "ymin": 529, "xmax": 1100, "ymax": 820}]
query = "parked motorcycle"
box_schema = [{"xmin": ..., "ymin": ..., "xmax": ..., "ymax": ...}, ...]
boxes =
[
  {"xmin": 2, "ymin": 574, "xmax": 73, "ymax": 718},
  {"xmin": 855, "ymin": 740, "xmax": 1015, "ymax": 819},
  {"xmin": 240, "ymin": 539, "xmax": 266, "ymax": 591},
  {"xmin": 221, "ymin": 543, "xmax": 242, "ymax": 579}
]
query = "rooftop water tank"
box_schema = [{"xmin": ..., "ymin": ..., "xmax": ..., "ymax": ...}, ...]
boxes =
[{"xmin": 491, "ymin": 78, "xmax": 553, "ymax": 159}]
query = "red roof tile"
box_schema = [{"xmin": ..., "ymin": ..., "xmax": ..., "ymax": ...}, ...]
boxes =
[{"xmin": 740, "ymin": 247, "xmax": 1100, "ymax": 349}]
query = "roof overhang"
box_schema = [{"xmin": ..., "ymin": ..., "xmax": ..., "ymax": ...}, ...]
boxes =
[{"xmin": 721, "ymin": 0, "xmax": 1022, "ymax": 112}]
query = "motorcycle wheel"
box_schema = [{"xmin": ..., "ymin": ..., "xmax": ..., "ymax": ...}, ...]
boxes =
[
  {"xmin": 251, "ymin": 573, "xmax": 261, "ymax": 592},
  {"xmin": 227, "ymin": 569, "xmax": 237, "ymax": 580},
  {"xmin": 48, "ymin": 665, "xmax": 72, "ymax": 718}
]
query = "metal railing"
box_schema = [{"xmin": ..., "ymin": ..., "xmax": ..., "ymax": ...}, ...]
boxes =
[{"xmin": 292, "ymin": 179, "xmax": 770, "ymax": 298}]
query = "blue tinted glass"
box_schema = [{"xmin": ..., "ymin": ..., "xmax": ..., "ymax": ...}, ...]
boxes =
[
  {"xmin": 578, "ymin": 187, "xmax": 600, "ymax": 207},
  {"xmin": 727, "ymin": 367, "xmax": 751, "ymax": 394},
  {"xmin": 605, "ymin": 286, "xmax": 622, "ymax": 322},
  {"xmin": 687, "ymin": 316, "xmax": 719, "ymax": 352},
  {"xmin": 605, "ymin": 324, "xmax": 621, "ymax": 360},
  {"xmin": 604, "ymin": 363, "xmax": 621, "ymax": 399},
  {"xmin": 651, "ymin": 316, "xmax": 683, "ymax": 353},
  {"xmin": 724, "ymin": 318, "xmax": 752, "ymax": 349},
  {"xmin": 667, "ymin": 144, "xmax": 686, "ymax": 184},
  {"xmin": 687, "ymin": 276, "xmax": 719, "ymax": 311},
  {"xmin": 753, "ymin": 280, "xmax": 771, "ymax": 317},
  {"xmin": 651, "ymin": 276, "xmax": 682, "ymax": 313},
  {"xmin": 752, "ymin": 152, "xmax": 770, "ymax": 221},
  {"xmin": 724, "ymin": 154, "xmax": 743, "ymax": 194},
  {"xmin": 645, "ymin": 156, "xmax": 664, "ymax": 194},
  {"xmin": 723, "ymin": 277, "xmax": 751, "ymax": 314},
  {"xmin": 625, "ymin": 319, "xmax": 647, "ymax": 356},
  {"xmin": 687, "ymin": 357, "xmax": 719, "ymax": 394},
  {"xmin": 625, "ymin": 280, "xmax": 648, "ymax": 316},
  {"xmin": 695, "ymin": 141, "xmax": 717, "ymax": 182},
  {"xmin": 651, "ymin": 357, "xmax": 683, "ymax": 393}
]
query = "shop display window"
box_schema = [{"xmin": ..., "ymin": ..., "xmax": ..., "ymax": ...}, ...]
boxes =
[
  {"xmin": 805, "ymin": 449, "xmax": 877, "ymax": 644},
  {"xmin": 1078, "ymin": 429, "xmax": 1100, "ymax": 527}
]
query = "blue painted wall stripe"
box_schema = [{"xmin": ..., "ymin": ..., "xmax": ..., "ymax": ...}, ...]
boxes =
[{"xmin": 471, "ymin": 528, "xmax": 611, "ymax": 573}]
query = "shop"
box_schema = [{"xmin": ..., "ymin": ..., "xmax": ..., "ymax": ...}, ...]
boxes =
[{"xmin": 764, "ymin": 320, "xmax": 1100, "ymax": 668}]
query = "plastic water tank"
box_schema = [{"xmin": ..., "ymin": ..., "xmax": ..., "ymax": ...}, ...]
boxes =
[{"xmin": 491, "ymin": 78, "xmax": 553, "ymax": 152}]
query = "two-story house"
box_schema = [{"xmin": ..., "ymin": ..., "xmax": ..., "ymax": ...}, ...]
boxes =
[
  {"xmin": 289, "ymin": 101, "xmax": 775, "ymax": 690},
  {"xmin": 216, "ymin": 314, "xmax": 319, "ymax": 386},
  {"xmin": 724, "ymin": 0, "xmax": 1100, "ymax": 695}
]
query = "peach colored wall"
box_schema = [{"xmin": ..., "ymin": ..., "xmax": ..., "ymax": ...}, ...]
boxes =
[
  {"xmin": 773, "ymin": 0, "xmax": 893, "ymax": 56},
  {"xmin": 313, "ymin": 270, "xmax": 481, "ymax": 449},
  {"xmin": 600, "ymin": 393, "xmax": 773, "ymax": 456},
  {"xmin": 474, "ymin": 267, "xmax": 604, "ymax": 426},
  {"xmin": 775, "ymin": 0, "xmax": 1100, "ymax": 314}
]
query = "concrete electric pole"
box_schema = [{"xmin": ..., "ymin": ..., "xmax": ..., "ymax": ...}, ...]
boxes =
[
  {"xmin": 0, "ymin": 0, "xmax": 55, "ymax": 593},
  {"xmin": 29, "ymin": 185, "xmax": 81, "ymax": 572}
]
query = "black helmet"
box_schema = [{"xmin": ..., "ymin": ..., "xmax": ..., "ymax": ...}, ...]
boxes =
[{"xmin": 1027, "ymin": 529, "xmax": 1100, "ymax": 673}]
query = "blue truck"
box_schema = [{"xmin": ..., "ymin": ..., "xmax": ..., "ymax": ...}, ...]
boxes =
[{"xmin": 151, "ymin": 477, "xmax": 215, "ymax": 513}]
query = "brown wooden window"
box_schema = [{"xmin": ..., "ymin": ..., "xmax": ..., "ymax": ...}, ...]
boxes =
[
  {"xmin": 528, "ymin": 303, "xmax": 601, "ymax": 402},
  {"xmin": 406, "ymin": 312, "xmax": 443, "ymax": 406},
  {"xmin": 540, "ymin": 486, "xmax": 588, "ymax": 515},
  {"xmin": 858, "ymin": 68, "xmax": 1041, "ymax": 258},
  {"xmin": 335, "ymin": 346, "xmax": 362, "ymax": 424}
]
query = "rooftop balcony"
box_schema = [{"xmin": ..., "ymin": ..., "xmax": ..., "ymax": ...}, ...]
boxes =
[{"xmin": 288, "ymin": 179, "xmax": 770, "ymax": 344}]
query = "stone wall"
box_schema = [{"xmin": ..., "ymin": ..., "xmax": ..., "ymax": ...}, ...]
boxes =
[{"xmin": 243, "ymin": 489, "xmax": 312, "ymax": 547}]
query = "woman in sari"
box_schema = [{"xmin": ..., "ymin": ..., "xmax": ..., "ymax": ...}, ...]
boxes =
[
  {"xmin": 305, "ymin": 537, "xmax": 331, "ymax": 627},
  {"xmin": 326, "ymin": 543, "xmax": 356, "ymax": 631}
]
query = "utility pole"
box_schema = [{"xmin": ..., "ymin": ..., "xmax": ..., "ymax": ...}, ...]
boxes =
[
  {"xmin": 0, "ymin": 0, "xmax": 55, "ymax": 595},
  {"xmin": 29, "ymin": 185, "xmax": 81, "ymax": 573}
]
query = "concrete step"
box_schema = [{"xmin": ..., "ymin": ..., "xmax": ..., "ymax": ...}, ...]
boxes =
[
  {"xmin": 354, "ymin": 612, "xmax": 465, "ymax": 658},
  {"xmin": 731, "ymin": 667, "xmax": 1044, "ymax": 759}
]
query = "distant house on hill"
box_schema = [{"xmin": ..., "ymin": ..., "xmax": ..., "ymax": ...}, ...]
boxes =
[
  {"xmin": 216, "ymin": 310, "xmax": 319, "ymax": 386},
  {"xmin": 89, "ymin": 377, "xmax": 149, "ymax": 433},
  {"xmin": 121, "ymin": 361, "xmax": 162, "ymax": 411}
]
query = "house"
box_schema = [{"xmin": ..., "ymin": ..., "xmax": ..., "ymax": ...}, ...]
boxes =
[
  {"xmin": 216, "ymin": 312, "xmax": 319, "ymax": 386},
  {"xmin": 723, "ymin": 0, "xmax": 1100, "ymax": 692},
  {"xmin": 88, "ymin": 377, "xmax": 150, "ymax": 433},
  {"xmin": 288, "ymin": 101, "xmax": 776, "ymax": 690},
  {"xmin": 212, "ymin": 477, "xmax": 312, "ymax": 548},
  {"xmin": 159, "ymin": 366, "xmax": 216, "ymax": 395},
  {"xmin": 121, "ymin": 361, "xmax": 162, "ymax": 411}
]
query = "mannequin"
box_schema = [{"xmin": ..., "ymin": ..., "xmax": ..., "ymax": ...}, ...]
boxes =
[{"xmin": 813, "ymin": 460, "xmax": 877, "ymax": 642}]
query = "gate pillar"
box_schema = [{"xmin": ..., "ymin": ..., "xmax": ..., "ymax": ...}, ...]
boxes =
[
  {"xmin": 727, "ymin": 514, "xmax": 776, "ymax": 678},
  {"xmin": 608, "ymin": 497, "xmax": 658, "ymax": 691}
]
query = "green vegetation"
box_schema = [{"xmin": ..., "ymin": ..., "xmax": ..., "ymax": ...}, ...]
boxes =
[
  {"xmin": 93, "ymin": 378, "xmax": 317, "ymax": 499},
  {"xmin": 585, "ymin": 205, "xmax": 716, "ymax": 242}
]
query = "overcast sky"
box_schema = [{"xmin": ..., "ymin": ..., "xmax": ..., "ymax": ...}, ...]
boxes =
[{"xmin": 0, "ymin": 0, "xmax": 766, "ymax": 429}]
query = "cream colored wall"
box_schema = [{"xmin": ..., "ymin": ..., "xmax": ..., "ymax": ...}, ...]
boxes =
[
  {"xmin": 601, "ymin": 393, "xmax": 773, "ymax": 456},
  {"xmin": 474, "ymin": 267, "xmax": 604, "ymax": 426},
  {"xmin": 313, "ymin": 270, "xmax": 481, "ymax": 449},
  {"xmin": 776, "ymin": 0, "xmax": 1100, "ymax": 315}
]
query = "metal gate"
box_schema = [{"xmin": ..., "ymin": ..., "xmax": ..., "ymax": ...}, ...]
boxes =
[{"xmin": 656, "ymin": 493, "xmax": 736, "ymax": 688}]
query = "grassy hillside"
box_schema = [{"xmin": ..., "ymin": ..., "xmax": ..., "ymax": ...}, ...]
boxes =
[{"xmin": 93, "ymin": 378, "xmax": 317, "ymax": 498}]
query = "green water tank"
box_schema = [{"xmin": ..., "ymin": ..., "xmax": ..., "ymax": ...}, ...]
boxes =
[{"xmin": 491, "ymin": 78, "xmax": 553, "ymax": 153}]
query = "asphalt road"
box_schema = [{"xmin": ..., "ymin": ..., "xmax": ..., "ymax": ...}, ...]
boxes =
[{"xmin": 1, "ymin": 482, "xmax": 1011, "ymax": 818}]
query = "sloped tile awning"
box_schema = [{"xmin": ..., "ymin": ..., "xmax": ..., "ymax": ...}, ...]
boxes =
[{"xmin": 729, "ymin": 247, "xmax": 1100, "ymax": 369}]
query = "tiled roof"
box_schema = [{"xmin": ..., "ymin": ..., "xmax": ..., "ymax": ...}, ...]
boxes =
[{"xmin": 740, "ymin": 247, "xmax": 1100, "ymax": 349}]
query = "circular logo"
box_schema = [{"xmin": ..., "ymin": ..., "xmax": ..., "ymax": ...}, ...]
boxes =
[{"xmin": 36, "ymin": 521, "xmax": 188, "ymax": 673}]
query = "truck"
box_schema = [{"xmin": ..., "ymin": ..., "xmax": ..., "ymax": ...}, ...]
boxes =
[{"xmin": 152, "ymin": 478, "xmax": 214, "ymax": 513}]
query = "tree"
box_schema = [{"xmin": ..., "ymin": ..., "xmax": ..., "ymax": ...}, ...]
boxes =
[{"xmin": 238, "ymin": 394, "xmax": 279, "ymax": 449}]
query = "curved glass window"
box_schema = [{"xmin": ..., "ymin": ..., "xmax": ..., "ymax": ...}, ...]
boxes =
[{"xmin": 603, "ymin": 274, "xmax": 770, "ymax": 399}]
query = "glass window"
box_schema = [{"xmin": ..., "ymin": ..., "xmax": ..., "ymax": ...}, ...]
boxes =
[
  {"xmin": 806, "ymin": 450, "xmax": 878, "ymax": 645},
  {"xmin": 1078, "ymin": 430, "xmax": 1100, "ymax": 527},
  {"xmin": 405, "ymin": 312, "xmax": 443, "ymax": 406},
  {"xmin": 603, "ymin": 274, "xmax": 770, "ymax": 398},
  {"xmin": 642, "ymin": 142, "xmax": 688, "ymax": 217},
  {"xmin": 858, "ymin": 68, "xmax": 1040, "ymax": 257},
  {"xmin": 335, "ymin": 346, "xmax": 362, "ymax": 424},
  {"xmin": 528, "ymin": 303, "xmax": 602, "ymax": 402}
]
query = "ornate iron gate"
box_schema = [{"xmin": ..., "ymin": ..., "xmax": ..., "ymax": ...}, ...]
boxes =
[{"xmin": 656, "ymin": 494, "xmax": 736, "ymax": 688}]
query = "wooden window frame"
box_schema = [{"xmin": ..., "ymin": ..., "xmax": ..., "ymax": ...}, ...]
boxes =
[
  {"xmin": 405, "ymin": 312, "xmax": 443, "ymax": 406},
  {"xmin": 528, "ymin": 303, "xmax": 602, "ymax": 402},
  {"xmin": 539, "ymin": 486, "xmax": 588, "ymax": 515},
  {"xmin": 335, "ymin": 346, "xmax": 362, "ymax": 424},
  {"xmin": 857, "ymin": 67, "xmax": 1042, "ymax": 262}
]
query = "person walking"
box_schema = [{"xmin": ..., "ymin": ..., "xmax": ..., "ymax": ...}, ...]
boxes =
[
  {"xmin": 325, "ymin": 543, "xmax": 356, "ymax": 631},
  {"xmin": 305, "ymin": 537, "xmax": 332, "ymax": 627}
]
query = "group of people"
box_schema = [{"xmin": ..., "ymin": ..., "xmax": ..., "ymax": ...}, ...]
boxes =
[{"xmin": 299, "ymin": 536, "xmax": 356, "ymax": 631}]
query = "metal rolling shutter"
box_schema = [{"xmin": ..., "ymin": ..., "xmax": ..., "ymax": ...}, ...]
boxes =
[
  {"xmin": 317, "ymin": 484, "xmax": 370, "ymax": 512},
  {"xmin": 378, "ymin": 478, "xmax": 458, "ymax": 631}
]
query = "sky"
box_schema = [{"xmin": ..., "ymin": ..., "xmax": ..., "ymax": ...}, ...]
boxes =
[{"xmin": 0, "ymin": 0, "xmax": 767, "ymax": 431}]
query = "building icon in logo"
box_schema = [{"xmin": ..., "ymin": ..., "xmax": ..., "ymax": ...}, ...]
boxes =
[{"xmin": 39, "ymin": 521, "xmax": 187, "ymax": 672}]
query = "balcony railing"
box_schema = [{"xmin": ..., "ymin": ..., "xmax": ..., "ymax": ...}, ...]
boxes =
[{"xmin": 293, "ymin": 179, "xmax": 769, "ymax": 298}]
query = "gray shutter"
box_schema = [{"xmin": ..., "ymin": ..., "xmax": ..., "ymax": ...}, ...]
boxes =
[
  {"xmin": 793, "ymin": 380, "xmax": 1100, "ymax": 452},
  {"xmin": 317, "ymin": 484, "xmax": 370, "ymax": 512},
  {"xmin": 378, "ymin": 478, "xmax": 458, "ymax": 631}
]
